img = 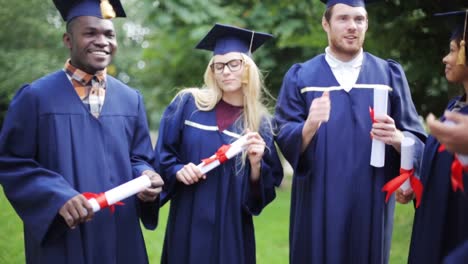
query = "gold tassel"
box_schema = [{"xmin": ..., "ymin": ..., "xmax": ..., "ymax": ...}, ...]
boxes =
[
  {"xmin": 457, "ymin": 10, "xmax": 468, "ymax": 65},
  {"xmin": 242, "ymin": 63, "xmax": 250, "ymax": 85},
  {"xmin": 100, "ymin": 0, "xmax": 116, "ymax": 19},
  {"xmin": 457, "ymin": 39, "xmax": 466, "ymax": 65}
]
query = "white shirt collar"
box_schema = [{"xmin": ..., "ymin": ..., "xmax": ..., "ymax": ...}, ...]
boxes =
[{"xmin": 325, "ymin": 47, "xmax": 364, "ymax": 69}]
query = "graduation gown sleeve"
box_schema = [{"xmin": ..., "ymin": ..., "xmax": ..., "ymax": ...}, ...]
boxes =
[
  {"xmin": 242, "ymin": 124, "xmax": 284, "ymax": 215},
  {"xmin": 273, "ymin": 64, "xmax": 309, "ymax": 171},
  {"xmin": 131, "ymin": 91, "xmax": 160, "ymax": 230},
  {"xmin": 444, "ymin": 240, "xmax": 468, "ymax": 264},
  {"xmin": 154, "ymin": 94, "xmax": 189, "ymax": 204},
  {"xmin": 387, "ymin": 60, "xmax": 426, "ymax": 172},
  {"xmin": 0, "ymin": 84, "xmax": 78, "ymax": 244}
]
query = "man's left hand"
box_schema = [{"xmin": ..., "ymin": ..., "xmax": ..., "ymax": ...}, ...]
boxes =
[
  {"xmin": 371, "ymin": 114, "xmax": 404, "ymax": 152},
  {"xmin": 137, "ymin": 170, "xmax": 164, "ymax": 202}
]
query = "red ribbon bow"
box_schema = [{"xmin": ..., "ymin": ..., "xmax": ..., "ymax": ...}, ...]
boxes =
[
  {"xmin": 438, "ymin": 144, "xmax": 468, "ymax": 193},
  {"xmin": 201, "ymin": 144, "xmax": 231, "ymax": 165},
  {"xmin": 382, "ymin": 168, "xmax": 423, "ymax": 208},
  {"xmin": 82, "ymin": 192, "xmax": 124, "ymax": 213}
]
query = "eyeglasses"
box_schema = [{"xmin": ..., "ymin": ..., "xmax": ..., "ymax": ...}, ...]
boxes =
[{"xmin": 210, "ymin": 59, "xmax": 244, "ymax": 74}]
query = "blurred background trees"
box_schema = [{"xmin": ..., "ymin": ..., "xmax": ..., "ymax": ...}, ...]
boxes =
[{"xmin": 1, "ymin": 0, "xmax": 467, "ymax": 129}]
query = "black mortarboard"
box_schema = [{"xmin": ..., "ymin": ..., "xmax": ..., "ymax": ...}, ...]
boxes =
[
  {"xmin": 195, "ymin": 23, "xmax": 273, "ymax": 56},
  {"xmin": 53, "ymin": 0, "xmax": 126, "ymax": 22},
  {"xmin": 435, "ymin": 10, "xmax": 468, "ymax": 65},
  {"xmin": 319, "ymin": 0, "xmax": 380, "ymax": 8}
]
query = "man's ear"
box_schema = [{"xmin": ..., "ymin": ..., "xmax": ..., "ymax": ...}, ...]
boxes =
[
  {"xmin": 63, "ymin": 32, "xmax": 72, "ymax": 49},
  {"xmin": 322, "ymin": 17, "xmax": 329, "ymax": 33}
]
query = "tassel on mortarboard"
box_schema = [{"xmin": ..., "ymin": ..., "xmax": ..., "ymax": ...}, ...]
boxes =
[
  {"xmin": 456, "ymin": 11, "xmax": 468, "ymax": 65},
  {"xmin": 100, "ymin": 0, "xmax": 116, "ymax": 19}
]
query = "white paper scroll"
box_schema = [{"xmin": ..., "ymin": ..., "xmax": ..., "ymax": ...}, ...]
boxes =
[
  {"xmin": 399, "ymin": 137, "xmax": 415, "ymax": 191},
  {"xmin": 88, "ymin": 175, "xmax": 152, "ymax": 212},
  {"xmin": 370, "ymin": 88, "xmax": 389, "ymax": 167},
  {"xmin": 196, "ymin": 135, "xmax": 248, "ymax": 175}
]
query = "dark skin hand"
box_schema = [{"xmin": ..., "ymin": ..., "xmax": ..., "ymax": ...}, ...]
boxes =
[
  {"xmin": 59, "ymin": 170, "xmax": 163, "ymax": 229},
  {"xmin": 137, "ymin": 170, "xmax": 164, "ymax": 202},
  {"xmin": 59, "ymin": 194, "xmax": 94, "ymax": 229},
  {"xmin": 427, "ymin": 112, "xmax": 468, "ymax": 155}
]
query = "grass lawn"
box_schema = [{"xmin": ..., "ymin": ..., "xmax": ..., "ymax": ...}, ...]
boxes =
[{"xmin": 0, "ymin": 185, "xmax": 414, "ymax": 263}]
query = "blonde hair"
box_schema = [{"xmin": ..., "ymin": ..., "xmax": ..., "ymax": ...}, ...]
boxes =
[{"xmin": 174, "ymin": 53, "xmax": 274, "ymax": 135}]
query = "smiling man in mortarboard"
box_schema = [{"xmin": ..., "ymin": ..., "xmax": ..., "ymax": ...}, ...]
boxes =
[
  {"xmin": 274, "ymin": 0, "xmax": 426, "ymax": 263},
  {"xmin": 0, "ymin": 1, "xmax": 164, "ymax": 263}
]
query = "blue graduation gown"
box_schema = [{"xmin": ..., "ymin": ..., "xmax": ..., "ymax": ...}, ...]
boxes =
[
  {"xmin": 155, "ymin": 94, "xmax": 284, "ymax": 264},
  {"xmin": 0, "ymin": 70, "xmax": 158, "ymax": 264},
  {"xmin": 274, "ymin": 53, "xmax": 426, "ymax": 264},
  {"xmin": 408, "ymin": 98, "xmax": 468, "ymax": 264}
]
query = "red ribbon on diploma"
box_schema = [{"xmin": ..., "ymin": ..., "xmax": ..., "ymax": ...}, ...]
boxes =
[
  {"xmin": 82, "ymin": 192, "xmax": 124, "ymax": 213},
  {"xmin": 382, "ymin": 168, "xmax": 423, "ymax": 208},
  {"xmin": 369, "ymin": 106, "xmax": 376, "ymax": 124},
  {"xmin": 438, "ymin": 144, "xmax": 468, "ymax": 193},
  {"xmin": 201, "ymin": 144, "xmax": 231, "ymax": 165}
]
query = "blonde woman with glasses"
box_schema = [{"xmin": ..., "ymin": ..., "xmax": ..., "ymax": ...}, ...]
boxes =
[{"xmin": 154, "ymin": 23, "xmax": 283, "ymax": 264}]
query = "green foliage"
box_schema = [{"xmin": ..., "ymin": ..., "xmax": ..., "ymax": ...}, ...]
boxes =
[{"xmin": 0, "ymin": 0, "xmax": 467, "ymax": 128}]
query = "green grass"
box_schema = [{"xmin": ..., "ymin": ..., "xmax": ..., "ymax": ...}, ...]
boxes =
[{"xmin": 0, "ymin": 185, "xmax": 414, "ymax": 263}]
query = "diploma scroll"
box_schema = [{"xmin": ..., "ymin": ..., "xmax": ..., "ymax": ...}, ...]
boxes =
[
  {"xmin": 399, "ymin": 137, "xmax": 415, "ymax": 191},
  {"xmin": 381, "ymin": 136, "xmax": 423, "ymax": 207},
  {"xmin": 197, "ymin": 135, "xmax": 248, "ymax": 175},
  {"xmin": 370, "ymin": 88, "xmax": 389, "ymax": 167},
  {"xmin": 87, "ymin": 175, "xmax": 152, "ymax": 213}
]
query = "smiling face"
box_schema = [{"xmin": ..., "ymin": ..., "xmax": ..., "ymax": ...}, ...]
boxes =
[
  {"xmin": 64, "ymin": 16, "xmax": 117, "ymax": 74},
  {"xmin": 212, "ymin": 52, "xmax": 245, "ymax": 101},
  {"xmin": 443, "ymin": 40, "xmax": 468, "ymax": 84},
  {"xmin": 322, "ymin": 4, "xmax": 368, "ymax": 61}
]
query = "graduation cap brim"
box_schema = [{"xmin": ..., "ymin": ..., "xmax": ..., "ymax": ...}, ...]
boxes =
[
  {"xmin": 435, "ymin": 10, "xmax": 468, "ymax": 65},
  {"xmin": 319, "ymin": 0, "xmax": 381, "ymax": 8},
  {"xmin": 434, "ymin": 10, "xmax": 468, "ymax": 40},
  {"xmin": 195, "ymin": 23, "xmax": 273, "ymax": 55},
  {"xmin": 53, "ymin": 0, "xmax": 126, "ymax": 22}
]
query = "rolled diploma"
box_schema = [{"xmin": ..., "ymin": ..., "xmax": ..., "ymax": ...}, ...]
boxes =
[
  {"xmin": 197, "ymin": 135, "xmax": 248, "ymax": 175},
  {"xmin": 399, "ymin": 137, "xmax": 415, "ymax": 191},
  {"xmin": 370, "ymin": 88, "xmax": 389, "ymax": 167},
  {"xmin": 443, "ymin": 120, "xmax": 468, "ymax": 166},
  {"xmin": 88, "ymin": 175, "xmax": 152, "ymax": 212}
]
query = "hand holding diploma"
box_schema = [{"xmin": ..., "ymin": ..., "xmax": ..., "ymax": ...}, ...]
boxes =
[
  {"xmin": 176, "ymin": 135, "xmax": 249, "ymax": 185},
  {"xmin": 369, "ymin": 88, "xmax": 389, "ymax": 167},
  {"xmin": 382, "ymin": 137, "xmax": 423, "ymax": 207},
  {"xmin": 85, "ymin": 170, "xmax": 162, "ymax": 211},
  {"xmin": 59, "ymin": 194, "xmax": 94, "ymax": 229},
  {"xmin": 137, "ymin": 170, "xmax": 164, "ymax": 203},
  {"xmin": 370, "ymin": 88, "xmax": 405, "ymax": 167}
]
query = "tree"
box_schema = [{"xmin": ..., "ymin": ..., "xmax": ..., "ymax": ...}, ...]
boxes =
[{"xmin": 1, "ymin": 0, "xmax": 466, "ymax": 129}]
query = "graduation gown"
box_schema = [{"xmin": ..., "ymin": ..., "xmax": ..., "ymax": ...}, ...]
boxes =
[
  {"xmin": 274, "ymin": 53, "xmax": 426, "ymax": 264},
  {"xmin": 155, "ymin": 94, "xmax": 283, "ymax": 264},
  {"xmin": 408, "ymin": 98, "xmax": 468, "ymax": 264},
  {"xmin": 0, "ymin": 70, "xmax": 158, "ymax": 264}
]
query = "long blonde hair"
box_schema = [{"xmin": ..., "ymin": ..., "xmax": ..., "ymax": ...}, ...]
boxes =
[{"xmin": 175, "ymin": 53, "xmax": 274, "ymax": 135}]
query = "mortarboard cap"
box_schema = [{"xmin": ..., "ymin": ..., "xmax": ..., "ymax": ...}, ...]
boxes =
[
  {"xmin": 319, "ymin": 0, "xmax": 380, "ymax": 8},
  {"xmin": 435, "ymin": 10, "xmax": 468, "ymax": 65},
  {"xmin": 195, "ymin": 23, "xmax": 273, "ymax": 56},
  {"xmin": 53, "ymin": 0, "xmax": 126, "ymax": 22}
]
